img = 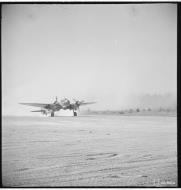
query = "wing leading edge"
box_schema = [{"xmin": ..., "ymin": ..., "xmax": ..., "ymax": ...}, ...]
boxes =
[
  {"xmin": 79, "ymin": 102, "xmax": 96, "ymax": 106},
  {"xmin": 19, "ymin": 103, "xmax": 49, "ymax": 108}
]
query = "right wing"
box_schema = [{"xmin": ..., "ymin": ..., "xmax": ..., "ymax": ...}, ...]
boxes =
[
  {"xmin": 79, "ymin": 102, "xmax": 96, "ymax": 106},
  {"xmin": 19, "ymin": 103, "xmax": 50, "ymax": 108}
]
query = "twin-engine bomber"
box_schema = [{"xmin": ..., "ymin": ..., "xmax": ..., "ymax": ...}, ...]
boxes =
[{"xmin": 20, "ymin": 97, "xmax": 96, "ymax": 117}]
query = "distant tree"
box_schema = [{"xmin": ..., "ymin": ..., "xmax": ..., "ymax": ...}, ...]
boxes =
[
  {"xmin": 159, "ymin": 107, "xmax": 163, "ymax": 112},
  {"xmin": 119, "ymin": 111, "xmax": 124, "ymax": 114},
  {"xmin": 148, "ymin": 108, "xmax": 152, "ymax": 111},
  {"xmin": 129, "ymin": 109, "xmax": 133, "ymax": 113},
  {"xmin": 166, "ymin": 108, "xmax": 170, "ymax": 112},
  {"xmin": 136, "ymin": 108, "xmax": 140, "ymax": 112}
]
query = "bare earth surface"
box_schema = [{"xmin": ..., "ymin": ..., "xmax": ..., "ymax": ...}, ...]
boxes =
[{"xmin": 2, "ymin": 115, "xmax": 177, "ymax": 187}]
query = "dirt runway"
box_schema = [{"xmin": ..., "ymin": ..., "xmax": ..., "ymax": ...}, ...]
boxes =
[{"xmin": 2, "ymin": 115, "xmax": 177, "ymax": 187}]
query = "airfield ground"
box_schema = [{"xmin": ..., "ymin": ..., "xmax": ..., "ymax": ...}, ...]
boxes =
[{"xmin": 2, "ymin": 115, "xmax": 177, "ymax": 187}]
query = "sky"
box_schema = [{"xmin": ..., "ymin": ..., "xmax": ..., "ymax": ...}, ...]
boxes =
[{"xmin": 2, "ymin": 4, "xmax": 177, "ymax": 115}]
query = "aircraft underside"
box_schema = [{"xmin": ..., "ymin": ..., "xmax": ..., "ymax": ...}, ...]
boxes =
[{"xmin": 50, "ymin": 110, "xmax": 77, "ymax": 117}]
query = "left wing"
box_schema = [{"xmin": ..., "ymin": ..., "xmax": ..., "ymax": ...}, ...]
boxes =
[{"xmin": 19, "ymin": 103, "xmax": 50, "ymax": 108}]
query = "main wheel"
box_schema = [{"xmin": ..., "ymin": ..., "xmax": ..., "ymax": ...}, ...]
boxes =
[
  {"xmin": 51, "ymin": 112, "xmax": 54, "ymax": 117},
  {"xmin": 73, "ymin": 112, "xmax": 77, "ymax": 116}
]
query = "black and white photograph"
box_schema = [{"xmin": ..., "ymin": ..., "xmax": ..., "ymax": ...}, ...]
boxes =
[{"xmin": 2, "ymin": 3, "xmax": 177, "ymax": 187}]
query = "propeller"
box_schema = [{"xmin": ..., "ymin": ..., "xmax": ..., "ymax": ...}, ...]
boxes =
[
  {"xmin": 53, "ymin": 96, "xmax": 59, "ymax": 104},
  {"xmin": 72, "ymin": 99, "xmax": 84, "ymax": 110},
  {"xmin": 73, "ymin": 99, "xmax": 84, "ymax": 104}
]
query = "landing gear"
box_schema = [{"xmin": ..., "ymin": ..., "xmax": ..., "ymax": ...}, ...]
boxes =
[
  {"xmin": 51, "ymin": 112, "xmax": 54, "ymax": 117},
  {"xmin": 73, "ymin": 111, "xmax": 77, "ymax": 116}
]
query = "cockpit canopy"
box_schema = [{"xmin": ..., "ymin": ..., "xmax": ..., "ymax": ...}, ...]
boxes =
[{"xmin": 60, "ymin": 98, "xmax": 70, "ymax": 106}]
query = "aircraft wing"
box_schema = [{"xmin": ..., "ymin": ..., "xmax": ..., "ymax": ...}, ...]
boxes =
[
  {"xmin": 79, "ymin": 102, "xmax": 96, "ymax": 106},
  {"xmin": 19, "ymin": 103, "xmax": 50, "ymax": 108}
]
